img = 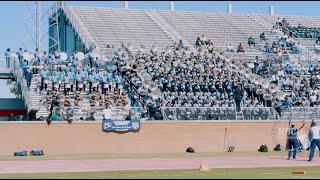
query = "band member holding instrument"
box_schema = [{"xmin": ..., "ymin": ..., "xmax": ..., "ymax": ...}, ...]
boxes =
[{"xmin": 287, "ymin": 121, "xmax": 305, "ymax": 160}]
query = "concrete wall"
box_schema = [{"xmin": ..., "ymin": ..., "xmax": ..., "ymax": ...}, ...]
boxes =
[{"xmin": 0, "ymin": 121, "xmax": 307, "ymax": 156}]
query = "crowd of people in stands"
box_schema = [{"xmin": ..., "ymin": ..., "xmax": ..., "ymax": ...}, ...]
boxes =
[
  {"xmin": 111, "ymin": 37, "xmax": 303, "ymax": 118},
  {"xmin": 4, "ymin": 47, "xmax": 132, "ymax": 122},
  {"xmin": 246, "ymin": 19, "xmax": 320, "ymax": 109},
  {"xmin": 3, "ymin": 16, "xmax": 320, "ymax": 121}
]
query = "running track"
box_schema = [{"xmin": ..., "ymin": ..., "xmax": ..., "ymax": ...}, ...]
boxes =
[{"xmin": 0, "ymin": 156, "xmax": 319, "ymax": 174}]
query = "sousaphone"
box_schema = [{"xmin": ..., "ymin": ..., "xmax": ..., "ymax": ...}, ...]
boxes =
[
  {"xmin": 23, "ymin": 51, "xmax": 31, "ymax": 61},
  {"xmin": 75, "ymin": 52, "xmax": 85, "ymax": 61},
  {"xmin": 59, "ymin": 52, "xmax": 68, "ymax": 61}
]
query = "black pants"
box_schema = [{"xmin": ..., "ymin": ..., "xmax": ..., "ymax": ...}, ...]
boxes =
[
  {"xmin": 101, "ymin": 82, "xmax": 105, "ymax": 94},
  {"xmin": 89, "ymin": 82, "xmax": 92, "ymax": 94},
  {"xmin": 235, "ymin": 100, "xmax": 241, "ymax": 112},
  {"xmin": 89, "ymin": 59, "xmax": 93, "ymax": 68},
  {"xmin": 40, "ymin": 78, "xmax": 44, "ymax": 90}
]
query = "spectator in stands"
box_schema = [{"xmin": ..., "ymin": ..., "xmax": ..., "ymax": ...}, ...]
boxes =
[
  {"xmin": 259, "ymin": 32, "xmax": 266, "ymax": 41},
  {"xmin": 282, "ymin": 96, "xmax": 292, "ymax": 108},
  {"xmin": 103, "ymin": 104, "xmax": 112, "ymax": 121},
  {"xmin": 178, "ymin": 39, "xmax": 184, "ymax": 50},
  {"xmin": 315, "ymin": 31, "xmax": 320, "ymax": 44},
  {"xmin": 4, "ymin": 48, "xmax": 11, "ymax": 69},
  {"xmin": 65, "ymin": 107, "xmax": 74, "ymax": 123},
  {"xmin": 271, "ymin": 26, "xmax": 278, "ymax": 35},
  {"xmin": 207, "ymin": 39, "xmax": 214, "ymax": 53},
  {"xmin": 248, "ymin": 36, "xmax": 256, "ymax": 47},
  {"xmin": 282, "ymin": 18, "xmax": 288, "ymax": 28},
  {"xmin": 195, "ymin": 37, "xmax": 201, "ymax": 47},
  {"xmin": 237, "ymin": 43, "xmax": 245, "ymax": 53},
  {"xmin": 50, "ymin": 107, "xmax": 61, "ymax": 121},
  {"xmin": 276, "ymin": 18, "xmax": 282, "ymax": 27},
  {"xmin": 314, "ymin": 42, "xmax": 320, "ymax": 54},
  {"xmin": 291, "ymin": 43, "xmax": 300, "ymax": 54},
  {"xmin": 173, "ymin": 40, "xmax": 179, "ymax": 50},
  {"xmin": 200, "ymin": 34, "xmax": 207, "ymax": 45},
  {"xmin": 28, "ymin": 107, "xmax": 40, "ymax": 121},
  {"xmin": 234, "ymin": 85, "xmax": 243, "ymax": 112},
  {"xmin": 86, "ymin": 108, "xmax": 96, "ymax": 121},
  {"xmin": 264, "ymin": 42, "xmax": 273, "ymax": 53},
  {"xmin": 40, "ymin": 68, "xmax": 47, "ymax": 91},
  {"xmin": 226, "ymin": 44, "xmax": 234, "ymax": 53},
  {"xmin": 25, "ymin": 70, "xmax": 32, "ymax": 90}
]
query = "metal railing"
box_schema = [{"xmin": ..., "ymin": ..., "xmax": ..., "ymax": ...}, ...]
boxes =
[
  {"xmin": 9, "ymin": 58, "xmax": 30, "ymax": 109},
  {"xmin": 160, "ymin": 106, "xmax": 320, "ymax": 121}
]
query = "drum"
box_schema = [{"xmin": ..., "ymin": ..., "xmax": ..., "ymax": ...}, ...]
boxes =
[
  {"xmin": 93, "ymin": 82, "xmax": 98, "ymax": 87},
  {"xmin": 66, "ymin": 84, "xmax": 71, "ymax": 89}
]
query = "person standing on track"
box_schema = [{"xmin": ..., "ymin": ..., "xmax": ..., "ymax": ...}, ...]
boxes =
[
  {"xmin": 308, "ymin": 119, "xmax": 320, "ymax": 162},
  {"xmin": 287, "ymin": 122, "xmax": 305, "ymax": 160}
]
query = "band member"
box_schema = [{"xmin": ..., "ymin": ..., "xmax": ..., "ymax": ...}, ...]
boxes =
[{"xmin": 287, "ymin": 122, "xmax": 305, "ymax": 160}]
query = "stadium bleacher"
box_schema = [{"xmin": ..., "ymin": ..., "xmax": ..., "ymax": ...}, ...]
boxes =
[{"xmin": 4, "ymin": 6, "xmax": 320, "ymax": 121}]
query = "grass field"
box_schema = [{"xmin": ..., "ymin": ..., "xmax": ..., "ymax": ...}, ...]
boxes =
[
  {"xmin": 0, "ymin": 151, "xmax": 306, "ymax": 161},
  {"xmin": 0, "ymin": 166, "xmax": 319, "ymax": 179}
]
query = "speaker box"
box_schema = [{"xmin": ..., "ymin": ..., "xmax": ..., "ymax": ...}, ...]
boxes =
[
  {"xmin": 14, "ymin": 150, "xmax": 27, "ymax": 156},
  {"xmin": 30, "ymin": 150, "xmax": 44, "ymax": 156}
]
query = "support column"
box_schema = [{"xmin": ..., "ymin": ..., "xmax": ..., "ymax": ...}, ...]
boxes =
[
  {"xmin": 269, "ymin": 5, "xmax": 275, "ymax": 16},
  {"xmin": 169, "ymin": 1, "xmax": 174, "ymax": 11},
  {"xmin": 227, "ymin": 3, "xmax": 232, "ymax": 14},
  {"xmin": 124, "ymin": 1, "xmax": 128, "ymax": 9}
]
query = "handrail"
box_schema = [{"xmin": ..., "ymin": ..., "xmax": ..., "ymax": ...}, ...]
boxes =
[{"xmin": 160, "ymin": 106, "xmax": 320, "ymax": 121}]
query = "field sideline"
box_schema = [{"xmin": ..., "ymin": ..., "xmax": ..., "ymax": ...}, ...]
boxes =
[
  {"xmin": 0, "ymin": 151, "xmax": 303, "ymax": 161},
  {"xmin": 0, "ymin": 151, "xmax": 319, "ymax": 179},
  {"xmin": 0, "ymin": 166, "xmax": 320, "ymax": 179}
]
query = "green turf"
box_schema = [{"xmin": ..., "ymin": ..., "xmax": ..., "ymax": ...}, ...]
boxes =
[
  {"xmin": 0, "ymin": 151, "xmax": 299, "ymax": 161},
  {"xmin": 0, "ymin": 166, "xmax": 319, "ymax": 179}
]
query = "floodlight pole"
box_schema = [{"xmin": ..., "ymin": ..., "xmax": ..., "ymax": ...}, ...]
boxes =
[
  {"xmin": 36, "ymin": 1, "xmax": 41, "ymax": 51},
  {"xmin": 169, "ymin": 1, "xmax": 174, "ymax": 11},
  {"xmin": 227, "ymin": 3, "xmax": 232, "ymax": 14},
  {"xmin": 269, "ymin": 5, "xmax": 275, "ymax": 16},
  {"xmin": 124, "ymin": 1, "xmax": 128, "ymax": 9}
]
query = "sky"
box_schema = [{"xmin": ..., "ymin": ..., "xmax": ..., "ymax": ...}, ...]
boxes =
[
  {"xmin": 1, "ymin": 1, "xmax": 320, "ymax": 98},
  {"xmin": 1, "ymin": 1, "xmax": 320, "ymax": 56}
]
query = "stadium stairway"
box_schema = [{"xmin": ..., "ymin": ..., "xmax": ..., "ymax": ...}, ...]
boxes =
[
  {"xmin": 29, "ymin": 75, "xmax": 50, "ymax": 119},
  {"xmin": 145, "ymin": 10, "xmax": 195, "ymax": 51}
]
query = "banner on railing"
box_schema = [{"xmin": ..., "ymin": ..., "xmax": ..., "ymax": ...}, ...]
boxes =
[{"xmin": 102, "ymin": 119, "xmax": 140, "ymax": 132}]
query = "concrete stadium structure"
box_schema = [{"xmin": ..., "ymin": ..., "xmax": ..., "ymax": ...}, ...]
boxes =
[
  {"xmin": 39, "ymin": 3, "xmax": 320, "ymax": 120},
  {"xmin": 1, "ymin": 2, "xmax": 320, "ymax": 163},
  {"xmin": 0, "ymin": 120, "xmax": 292, "ymax": 155}
]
